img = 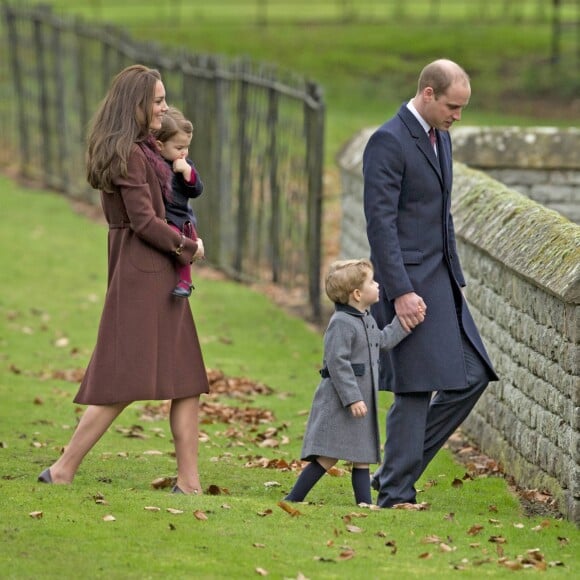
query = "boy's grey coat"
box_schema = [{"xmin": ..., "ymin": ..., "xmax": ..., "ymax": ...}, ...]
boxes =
[{"xmin": 301, "ymin": 304, "xmax": 408, "ymax": 464}]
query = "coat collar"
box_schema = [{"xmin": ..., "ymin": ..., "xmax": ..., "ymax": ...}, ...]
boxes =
[
  {"xmin": 397, "ymin": 103, "xmax": 444, "ymax": 184},
  {"xmin": 335, "ymin": 303, "xmax": 366, "ymax": 318}
]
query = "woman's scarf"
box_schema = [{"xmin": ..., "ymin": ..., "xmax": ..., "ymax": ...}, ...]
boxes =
[{"xmin": 138, "ymin": 134, "xmax": 173, "ymax": 201}]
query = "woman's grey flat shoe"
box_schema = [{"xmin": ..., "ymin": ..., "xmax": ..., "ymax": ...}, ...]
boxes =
[{"xmin": 38, "ymin": 468, "xmax": 53, "ymax": 483}]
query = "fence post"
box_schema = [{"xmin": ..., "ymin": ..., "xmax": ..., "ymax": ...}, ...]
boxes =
[
  {"xmin": 3, "ymin": 5, "xmax": 30, "ymax": 169},
  {"xmin": 52, "ymin": 19, "xmax": 70, "ymax": 192},
  {"xmin": 267, "ymin": 86, "xmax": 281, "ymax": 283},
  {"xmin": 305, "ymin": 82, "xmax": 324, "ymax": 321},
  {"xmin": 234, "ymin": 60, "xmax": 252, "ymax": 279},
  {"xmin": 33, "ymin": 8, "xmax": 52, "ymax": 186}
]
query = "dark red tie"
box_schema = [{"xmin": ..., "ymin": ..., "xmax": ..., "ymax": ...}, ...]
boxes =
[
  {"xmin": 429, "ymin": 127, "xmax": 437, "ymax": 156},
  {"xmin": 429, "ymin": 127, "xmax": 436, "ymax": 147}
]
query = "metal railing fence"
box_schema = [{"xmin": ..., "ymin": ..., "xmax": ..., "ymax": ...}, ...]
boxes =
[{"xmin": 0, "ymin": 3, "xmax": 325, "ymax": 319}]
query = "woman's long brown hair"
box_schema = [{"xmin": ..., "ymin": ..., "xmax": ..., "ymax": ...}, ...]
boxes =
[{"xmin": 86, "ymin": 64, "xmax": 162, "ymax": 192}]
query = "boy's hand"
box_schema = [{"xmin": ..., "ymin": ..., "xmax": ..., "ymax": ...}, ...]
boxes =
[
  {"xmin": 350, "ymin": 400, "xmax": 367, "ymax": 418},
  {"xmin": 395, "ymin": 292, "xmax": 426, "ymax": 331}
]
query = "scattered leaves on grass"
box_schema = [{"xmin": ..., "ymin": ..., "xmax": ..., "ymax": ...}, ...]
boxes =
[
  {"xmin": 255, "ymin": 567, "xmax": 268, "ymax": 576},
  {"xmin": 166, "ymin": 508, "xmax": 183, "ymax": 515},
  {"xmin": 451, "ymin": 477, "xmax": 463, "ymax": 488},
  {"xmin": 193, "ymin": 510, "xmax": 208, "ymax": 521},
  {"xmin": 257, "ymin": 509, "xmax": 273, "ymax": 517},
  {"xmin": 253, "ymin": 543, "xmax": 266, "ymax": 548},
  {"xmin": 263, "ymin": 481, "xmax": 281, "ymax": 488},
  {"xmin": 207, "ymin": 368, "xmax": 273, "ymax": 398},
  {"xmin": 488, "ymin": 535, "xmax": 507, "ymax": 544},
  {"xmin": 278, "ymin": 501, "xmax": 301, "ymax": 517},
  {"xmin": 498, "ymin": 548, "xmax": 550, "ymax": 571},
  {"xmin": 102, "ymin": 514, "xmax": 116, "ymax": 522},
  {"xmin": 144, "ymin": 506, "xmax": 161, "ymax": 512},
  {"xmin": 338, "ymin": 549, "xmax": 355, "ymax": 560},
  {"xmin": 244, "ymin": 456, "xmax": 302, "ymax": 471},
  {"xmin": 29, "ymin": 511, "xmax": 43, "ymax": 519},
  {"xmin": 385, "ymin": 540, "xmax": 397, "ymax": 554}
]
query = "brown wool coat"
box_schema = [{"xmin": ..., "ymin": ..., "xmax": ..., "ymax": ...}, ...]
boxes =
[{"xmin": 74, "ymin": 145, "xmax": 209, "ymax": 405}]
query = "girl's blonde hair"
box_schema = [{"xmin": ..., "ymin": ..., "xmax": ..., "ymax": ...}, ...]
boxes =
[
  {"xmin": 86, "ymin": 64, "xmax": 162, "ymax": 191},
  {"xmin": 155, "ymin": 106, "xmax": 193, "ymax": 143},
  {"xmin": 325, "ymin": 259, "xmax": 373, "ymax": 304}
]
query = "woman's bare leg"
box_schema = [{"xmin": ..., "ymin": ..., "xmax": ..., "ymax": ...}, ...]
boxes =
[
  {"xmin": 170, "ymin": 396, "xmax": 201, "ymax": 494},
  {"xmin": 45, "ymin": 402, "xmax": 128, "ymax": 484}
]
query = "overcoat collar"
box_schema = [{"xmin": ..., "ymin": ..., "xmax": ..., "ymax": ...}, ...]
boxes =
[
  {"xmin": 335, "ymin": 303, "xmax": 366, "ymax": 318},
  {"xmin": 397, "ymin": 103, "xmax": 443, "ymax": 183}
]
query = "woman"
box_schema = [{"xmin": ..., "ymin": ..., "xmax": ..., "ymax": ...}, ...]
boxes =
[{"xmin": 38, "ymin": 65, "xmax": 209, "ymax": 495}]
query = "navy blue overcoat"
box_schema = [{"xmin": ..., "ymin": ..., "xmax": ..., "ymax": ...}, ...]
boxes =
[{"xmin": 363, "ymin": 104, "xmax": 497, "ymax": 393}]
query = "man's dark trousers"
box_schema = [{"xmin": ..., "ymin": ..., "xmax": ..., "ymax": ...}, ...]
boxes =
[{"xmin": 374, "ymin": 334, "xmax": 491, "ymax": 507}]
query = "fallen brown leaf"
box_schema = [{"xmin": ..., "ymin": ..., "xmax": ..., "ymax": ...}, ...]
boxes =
[
  {"xmin": 193, "ymin": 510, "xmax": 207, "ymax": 521},
  {"xmin": 277, "ymin": 501, "xmax": 301, "ymax": 517},
  {"xmin": 385, "ymin": 540, "xmax": 397, "ymax": 554},
  {"xmin": 151, "ymin": 476, "xmax": 175, "ymax": 490},
  {"xmin": 255, "ymin": 567, "xmax": 268, "ymax": 576},
  {"xmin": 345, "ymin": 524, "xmax": 363, "ymax": 533},
  {"xmin": 421, "ymin": 535, "xmax": 443, "ymax": 544},
  {"xmin": 29, "ymin": 511, "xmax": 43, "ymax": 519},
  {"xmin": 102, "ymin": 514, "xmax": 116, "ymax": 522},
  {"xmin": 467, "ymin": 524, "xmax": 484, "ymax": 536},
  {"xmin": 392, "ymin": 502, "xmax": 430, "ymax": 511}
]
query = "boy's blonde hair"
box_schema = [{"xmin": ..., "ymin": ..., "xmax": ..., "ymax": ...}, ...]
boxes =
[
  {"xmin": 155, "ymin": 106, "xmax": 193, "ymax": 143},
  {"xmin": 325, "ymin": 259, "xmax": 373, "ymax": 304}
]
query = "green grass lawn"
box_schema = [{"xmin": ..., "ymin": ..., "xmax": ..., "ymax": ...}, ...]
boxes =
[
  {"xmin": 0, "ymin": 176, "xmax": 578, "ymax": 579},
  {"xmin": 45, "ymin": 0, "xmax": 578, "ymax": 165}
]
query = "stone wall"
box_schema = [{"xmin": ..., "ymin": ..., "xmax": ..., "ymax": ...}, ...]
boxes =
[
  {"xmin": 336, "ymin": 128, "xmax": 580, "ymax": 523},
  {"xmin": 452, "ymin": 126, "xmax": 580, "ymax": 224}
]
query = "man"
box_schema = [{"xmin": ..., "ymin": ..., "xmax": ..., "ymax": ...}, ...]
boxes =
[{"xmin": 363, "ymin": 59, "xmax": 498, "ymax": 508}]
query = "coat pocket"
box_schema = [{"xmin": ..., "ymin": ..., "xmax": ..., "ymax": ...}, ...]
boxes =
[
  {"xmin": 128, "ymin": 235, "xmax": 171, "ymax": 273},
  {"xmin": 401, "ymin": 250, "xmax": 423, "ymax": 265},
  {"xmin": 320, "ymin": 363, "xmax": 366, "ymax": 378}
]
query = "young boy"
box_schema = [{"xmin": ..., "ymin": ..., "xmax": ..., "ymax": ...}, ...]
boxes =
[
  {"xmin": 155, "ymin": 106, "xmax": 204, "ymax": 297},
  {"xmin": 284, "ymin": 259, "xmax": 425, "ymax": 505}
]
